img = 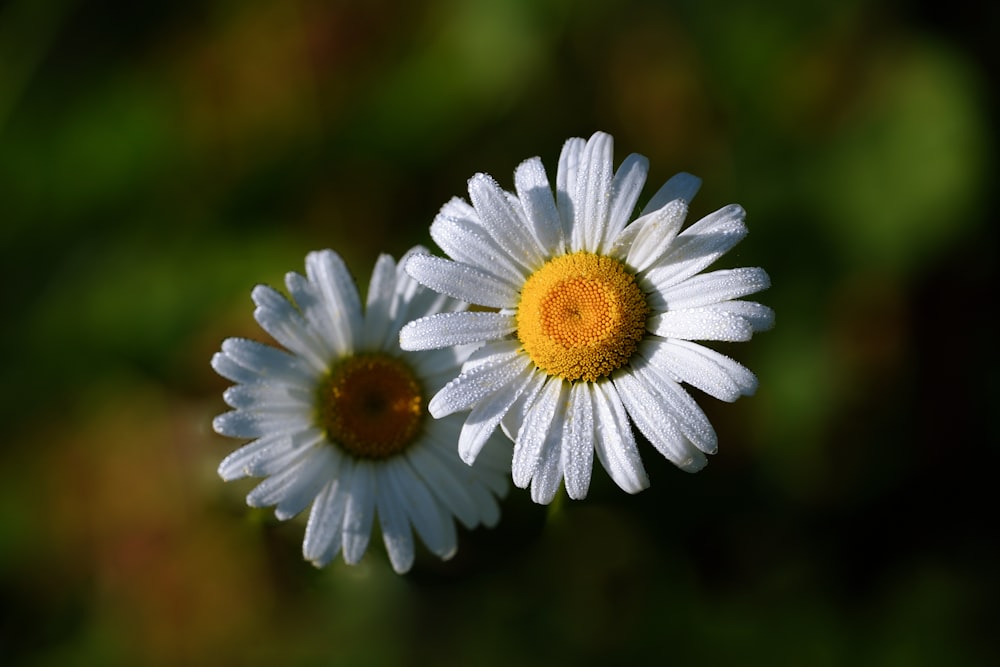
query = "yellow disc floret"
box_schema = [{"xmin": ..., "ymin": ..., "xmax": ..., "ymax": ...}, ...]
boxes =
[
  {"xmin": 316, "ymin": 354, "xmax": 424, "ymax": 460},
  {"xmin": 517, "ymin": 252, "xmax": 649, "ymax": 382}
]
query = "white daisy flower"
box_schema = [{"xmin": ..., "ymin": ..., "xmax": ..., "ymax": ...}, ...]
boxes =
[
  {"xmin": 400, "ymin": 131, "xmax": 773, "ymax": 504},
  {"xmin": 211, "ymin": 248, "xmax": 509, "ymax": 574}
]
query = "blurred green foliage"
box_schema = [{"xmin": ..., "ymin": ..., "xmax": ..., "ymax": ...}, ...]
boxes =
[{"xmin": 1, "ymin": 0, "xmax": 997, "ymax": 665}]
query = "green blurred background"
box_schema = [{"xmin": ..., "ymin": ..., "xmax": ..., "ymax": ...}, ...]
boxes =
[{"xmin": 2, "ymin": 0, "xmax": 997, "ymax": 664}]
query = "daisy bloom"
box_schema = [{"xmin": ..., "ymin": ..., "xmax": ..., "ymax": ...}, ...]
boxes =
[
  {"xmin": 211, "ymin": 248, "xmax": 509, "ymax": 573},
  {"xmin": 400, "ymin": 131, "xmax": 773, "ymax": 504}
]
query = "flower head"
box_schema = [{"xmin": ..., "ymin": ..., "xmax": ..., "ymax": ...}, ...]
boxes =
[
  {"xmin": 211, "ymin": 248, "xmax": 509, "ymax": 573},
  {"xmin": 400, "ymin": 131, "xmax": 773, "ymax": 503}
]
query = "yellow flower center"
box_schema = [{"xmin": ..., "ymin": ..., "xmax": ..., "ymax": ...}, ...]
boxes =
[
  {"xmin": 517, "ymin": 252, "xmax": 649, "ymax": 382},
  {"xmin": 316, "ymin": 354, "xmax": 424, "ymax": 460}
]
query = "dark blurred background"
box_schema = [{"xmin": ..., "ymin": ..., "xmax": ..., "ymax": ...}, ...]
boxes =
[{"xmin": 1, "ymin": 0, "xmax": 997, "ymax": 664}]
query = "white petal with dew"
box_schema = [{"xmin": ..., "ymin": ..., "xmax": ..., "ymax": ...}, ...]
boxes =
[
  {"xmin": 214, "ymin": 338, "xmax": 314, "ymax": 386},
  {"xmin": 405, "ymin": 253, "xmax": 518, "ymax": 309},
  {"xmin": 362, "ymin": 253, "xmax": 398, "ymax": 351},
  {"xmin": 222, "ymin": 382, "xmax": 312, "ymax": 412},
  {"xmin": 386, "ymin": 246, "xmax": 431, "ymax": 334},
  {"xmin": 304, "ymin": 250, "xmax": 363, "ymax": 354},
  {"xmin": 655, "ymin": 267, "xmax": 771, "ymax": 311},
  {"xmin": 514, "ymin": 156, "xmax": 566, "ymax": 255},
  {"xmin": 243, "ymin": 430, "xmax": 324, "ymax": 478},
  {"xmin": 407, "ymin": 441, "xmax": 480, "ymax": 529},
  {"xmin": 603, "ymin": 152, "xmax": 649, "ymax": 252},
  {"xmin": 212, "ymin": 410, "xmax": 304, "ymax": 439},
  {"xmin": 251, "ymin": 285, "xmax": 328, "ymax": 372},
  {"xmin": 644, "ymin": 204, "xmax": 747, "ymax": 291},
  {"xmin": 342, "ymin": 461, "xmax": 376, "ymax": 565},
  {"xmin": 511, "ymin": 376, "xmax": 562, "ymax": 489},
  {"xmin": 572, "ymin": 131, "xmax": 613, "ymax": 252},
  {"xmin": 643, "ymin": 338, "xmax": 758, "ymax": 402},
  {"xmin": 429, "ymin": 349, "xmax": 528, "ymax": 418},
  {"xmin": 649, "ymin": 308, "xmax": 754, "ymax": 342},
  {"xmin": 468, "ymin": 173, "xmax": 546, "ymax": 270},
  {"xmin": 431, "ymin": 198, "xmax": 528, "ymax": 286},
  {"xmin": 426, "ymin": 433, "xmax": 502, "ymax": 527},
  {"xmin": 634, "ymin": 347, "xmax": 717, "ymax": 454},
  {"xmin": 711, "ymin": 300, "xmax": 775, "ymax": 332},
  {"xmin": 284, "ymin": 272, "xmax": 338, "ymax": 359},
  {"xmin": 556, "ymin": 136, "xmax": 586, "ymax": 236},
  {"xmin": 620, "ymin": 199, "xmax": 688, "ymax": 272},
  {"xmin": 245, "ymin": 448, "xmax": 320, "ymax": 512},
  {"xmin": 217, "ymin": 432, "xmax": 291, "ymax": 481},
  {"xmin": 561, "ymin": 382, "xmax": 595, "ymax": 500},
  {"xmin": 458, "ymin": 363, "xmax": 538, "ymax": 465},
  {"xmin": 400, "ymin": 311, "xmax": 515, "ymax": 350},
  {"xmin": 389, "ymin": 460, "xmax": 456, "ymax": 560},
  {"xmin": 375, "ymin": 463, "xmax": 415, "ymax": 574},
  {"xmin": 303, "ymin": 473, "xmax": 350, "ymax": 567},
  {"xmin": 640, "ymin": 172, "xmax": 702, "ymax": 216},
  {"xmin": 591, "ymin": 381, "xmax": 649, "ymax": 493},
  {"xmin": 273, "ymin": 447, "xmax": 338, "ymax": 520},
  {"xmin": 613, "ymin": 368, "xmax": 707, "ymax": 472}
]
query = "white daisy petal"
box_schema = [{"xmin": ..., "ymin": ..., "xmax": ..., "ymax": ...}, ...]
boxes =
[
  {"xmin": 386, "ymin": 247, "xmax": 431, "ymax": 330},
  {"xmin": 621, "ymin": 198, "xmax": 688, "ymax": 272},
  {"xmin": 613, "ymin": 367, "xmax": 707, "ymax": 472},
  {"xmin": 711, "ymin": 300, "xmax": 776, "ymax": 332},
  {"xmin": 304, "ymin": 250, "xmax": 364, "ymax": 354},
  {"xmin": 406, "ymin": 440, "xmax": 480, "ymax": 529},
  {"xmin": 470, "ymin": 437, "xmax": 513, "ymax": 498},
  {"xmin": 214, "ymin": 338, "xmax": 314, "ymax": 386},
  {"xmin": 649, "ymin": 308, "xmax": 754, "ymax": 342},
  {"xmin": 284, "ymin": 272, "xmax": 338, "ymax": 359},
  {"xmin": 362, "ymin": 253, "xmax": 398, "ymax": 351},
  {"xmin": 561, "ymin": 383, "xmax": 595, "ymax": 500},
  {"xmin": 634, "ymin": 347, "xmax": 717, "ymax": 454},
  {"xmin": 375, "ymin": 464, "xmax": 415, "ymax": 574},
  {"xmin": 425, "ymin": 430, "xmax": 505, "ymax": 526},
  {"xmin": 604, "ymin": 152, "xmax": 649, "ymax": 252},
  {"xmin": 222, "ymin": 382, "xmax": 311, "ymax": 412},
  {"xmin": 251, "ymin": 285, "xmax": 328, "ymax": 371},
  {"xmin": 405, "ymin": 253, "xmax": 518, "ymax": 309},
  {"xmin": 342, "ymin": 461, "xmax": 376, "ymax": 565},
  {"xmin": 514, "ymin": 157, "xmax": 566, "ymax": 254},
  {"xmin": 243, "ymin": 430, "xmax": 325, "ymax": 478},
  {"xmin": 245, "ymin": 448, "xmax": 320, "ymax": 511},
  {"xmin": 644, "ymin": 204, "xmax": 748, "ymax": 290},
  {"xmin": 468, "ymin": 172, "xmax": 546, "ymax": 269},
  {"xmin": 556, "ymin": 136, "xmax": 586, "ymax": 236},
  {"xmin": 644, "ymin": 338, "xmax": 758, "ymax": 402},
  {"xmin": 656, "ymin": 267, "xmax": 771, "ymax": 311},
  {"xmin": 591, "ymin": 381, "xmax": 649, "ymax": 493},
  {"xmin": 457, "ymin": 362, "xmax": 538, "ymax": 465},
  {"xmin": 389, "ymin": 461, "xmax": 456, "ymax": 560},
  {"xmin": 457, "ymin": 338, "xmax": 520, "ymax": 373},
  {"xmin": 428, "ymin": 350, "xmax": 528, "ymax": 418},
  {"xmin": 530, "ymin": 418, "xmax": 566, "ymax": 505},
  {"xmin": 304, "ymin": 473, "xmax": 350, "ymax": 567},
  {"xmin": 573, "ymin": 131, "xmax": 614, "ymax": 252},
  {"xmin": 498, "ymin": 367, "xmax": 547, "ymax": 442},
  {"xmin": 212, "ymin": 410, "xmax": 301, "ymax": 439},
  {"xmin": 400, "ymin": 311, "xmax": 516, "ymax": 351},
  {"xmin": 217, "ymin": 432, "xmax": 291, "ymax": 481},
  {"xmin": 274, "ymin": 447, "xmax": 339, "ymax": 520},
  {"xmin": 512, "ymin": 376, "xmax": 563, "ymax": 489},
  {"xmin": 212, "ymin": 248, "xmax": 510, "ymax": 572},
  {"xmin": 430, "ymin": 198, "xmax": 529, "ymax": 286},
  {"xmin": 413, "ymin": 347, "xmax": 470, "ymax": 392},
  {"xmin": 640, "ymin": 171, "xmax": 702, "ymax": 216}
]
